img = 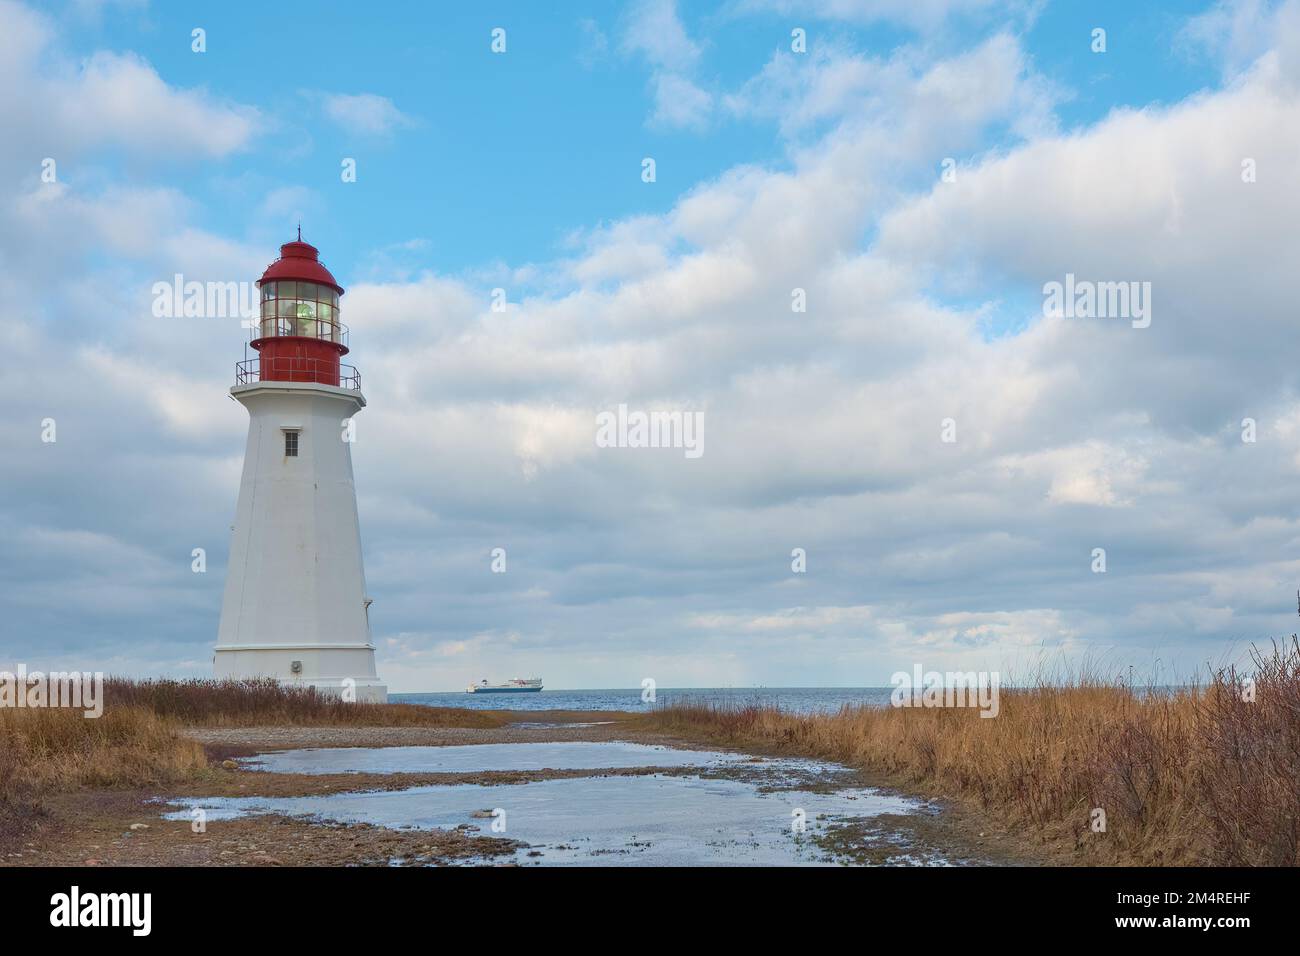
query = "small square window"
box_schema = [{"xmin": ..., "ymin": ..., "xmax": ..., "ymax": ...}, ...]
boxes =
[{"xmin": 284, "ymin": 431, "xmax": 299, "ymax": 457}]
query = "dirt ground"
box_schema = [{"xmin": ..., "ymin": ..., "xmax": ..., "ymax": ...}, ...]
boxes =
[
  {"xmin": 187, "ymin": 712, "xmax": 675, "ymax": 758},
  {"xmin": 3, "ymin": 713, "xmax": 1058, "ymax": 867},
  {"xmin": 9, "ymin": 789, "xmax": 522, "ymax": 866}
]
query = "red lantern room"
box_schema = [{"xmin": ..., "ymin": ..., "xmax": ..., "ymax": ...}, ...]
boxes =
[{"xmin": 239, "ymin": 233, "xmax": 358, "ymax": 389}]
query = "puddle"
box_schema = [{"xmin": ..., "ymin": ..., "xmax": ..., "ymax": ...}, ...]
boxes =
[
  {"xmin": 238, "ymin": 741, "xmax": 746, "ymax": 775},
  {"xmin": 172, "ymin": 741, "xmax": 970, "ymax": 866},
  {"xmin": 166, "ymin": 773, "xmax": 926, "ymax": 866}
]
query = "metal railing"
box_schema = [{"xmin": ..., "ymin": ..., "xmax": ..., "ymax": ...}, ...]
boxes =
[
  {"xmin": 251, "ymin": 315, "xmax": 350, "ymax": 350},
  {"xmin": 236, "ymin": 357, "xmax": 361, "ymax": 389}
]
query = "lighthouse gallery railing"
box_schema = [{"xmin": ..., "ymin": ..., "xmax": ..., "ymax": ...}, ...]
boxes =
[{"xmin": 236, "ymin": 357, "xmax": 361, "ymax": 389}]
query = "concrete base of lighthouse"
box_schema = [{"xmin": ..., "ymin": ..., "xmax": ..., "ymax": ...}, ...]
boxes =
[
  {"xmin": 215, "ymin": 380, "xmax": 387, "ymax": 703},
  {"xmin": 213, "ymin": 647, "xmax": 388, "ymax": 703}
]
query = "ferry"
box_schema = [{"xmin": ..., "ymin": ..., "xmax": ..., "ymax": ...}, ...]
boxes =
[{"xmin": 466, "ymin": 677, "xmax": 543, "ymax": 694}]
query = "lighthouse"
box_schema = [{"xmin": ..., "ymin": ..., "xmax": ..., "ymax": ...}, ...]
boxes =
[{"xmin": 214, "ymin": 235, "xmax": 387, "ymax": 702}]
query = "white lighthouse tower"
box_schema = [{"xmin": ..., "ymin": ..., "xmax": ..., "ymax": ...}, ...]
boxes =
[{"xmin": 214, "ymin": 235, "xmax": 387, "ymax": 702}]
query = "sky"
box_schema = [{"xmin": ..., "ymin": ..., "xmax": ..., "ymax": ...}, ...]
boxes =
[{"xmin": 1, "ymin": 0, "xmax": 1298, "ymax": 692}]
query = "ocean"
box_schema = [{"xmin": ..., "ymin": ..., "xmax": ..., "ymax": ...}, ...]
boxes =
[{"xmin": 392, "ymin": 687, "xmax": 898, "ymax": 715}]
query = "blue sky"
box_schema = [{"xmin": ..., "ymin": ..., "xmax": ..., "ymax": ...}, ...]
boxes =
[
  {"xmin": 59, "ymin": 0, "xmax": 1218, "ymax": 277},
  {"xmin": 3, "ymin": 0, "xmax": 1299, "ymax": 691}
]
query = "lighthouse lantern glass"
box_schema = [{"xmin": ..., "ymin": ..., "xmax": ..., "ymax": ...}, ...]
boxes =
[{"xmin": 258, "ymin": 281, "xmax": 341, "ymax": 343}]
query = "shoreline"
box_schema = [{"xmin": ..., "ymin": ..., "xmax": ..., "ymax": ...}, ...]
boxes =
[
  {"xmin": 3, "ymin": 710, "xmax": 1051, "ymax": 867},
  {"xmin": 29, "ymin": 649, "xmax": 1288, "ymax": 867}
]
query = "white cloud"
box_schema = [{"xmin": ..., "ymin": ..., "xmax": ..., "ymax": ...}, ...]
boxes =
[
  {"xmin": 649, "ymin": 72, "xmax": 714, "ymax": 130},
  {"xmin": 63, "ymin": 53, "xmax": 257, "ymax": 156},
  {"xmin": 727, "ymin": 32, "xmax": 1060, "ymax": 140},
  {"xmin": 622, "ymin": 0, "xmax": 714, "ymax": 130},
  {"xmin": 0, "ymin": 3, "xmax": 257, "ymax": 162},
  {"xmin": 623, "ymin": 0, "xmax": 703, "ymax": 69},
  {"xmin": 6, "ymin": 2, "xmax": 1300, "ymax": 688},
  {"xmin": 1180, "ymin": 0, "xmax": 1281, "ymax": 77},
  {"xmin": 320, "ymin": 92, "xmax": 415, "ymax": 136},
  {"xmin": 725, "ymin": 43, "xmax": 889, "ymax": 135}
]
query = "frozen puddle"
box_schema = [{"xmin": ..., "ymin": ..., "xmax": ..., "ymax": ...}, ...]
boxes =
[
  {"xmin": 237, "ymin": 741, "xmax": 745, "ymax": 775},
  {"xmin": 167, "ymin": 774, "xmax": 927, "ymax": 865}
]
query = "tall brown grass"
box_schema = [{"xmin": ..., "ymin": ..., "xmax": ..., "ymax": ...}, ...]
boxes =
[
  {"xmin": 0, "ymin": 704, "xmax": 207, "ymax": 802},
  {"xmin": 103, "ymin": 678, "xmax": 504, "ymax": 728},
  {"xmin": 0, "ymin": 678, "xmax": 502, "ymax": 835},
  {"xmin": 646, "ymin": 639, "xmax": 1300, "ymax": 866},
  {"xmin": 0, "ymin": 703, "xmax": 208, "ymax": 839}
]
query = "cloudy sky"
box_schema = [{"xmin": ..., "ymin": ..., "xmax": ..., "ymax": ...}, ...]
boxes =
[{"xmin": 2, "ymin": 0, "xmax": 1298, "ymax": 692}]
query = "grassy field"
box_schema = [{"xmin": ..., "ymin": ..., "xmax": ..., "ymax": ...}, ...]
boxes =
[
  {"xmin": 644, "ymin": 639, "xmax": 1300, "ymax": 866},
  {"xmin": 0, "ymin": 678, "xmax": 504, "ymax": 838}
]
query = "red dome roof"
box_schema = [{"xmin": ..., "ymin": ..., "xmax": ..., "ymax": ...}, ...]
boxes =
[{"xmin": 258, "ymin": 238, "xmax": 344, "ymax": 294}]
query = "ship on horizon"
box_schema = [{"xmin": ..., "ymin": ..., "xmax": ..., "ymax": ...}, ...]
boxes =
[{"xmin": 466, "ymin": 677, "xmax": 543, "ymax": 694}]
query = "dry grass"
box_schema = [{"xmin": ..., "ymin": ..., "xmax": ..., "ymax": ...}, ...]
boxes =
[
  {"xmin": 645, "ymin": 639, "xmax": 1300, "ymax": 866},
  {"xmin": 0, "ymin": 704, "xmax": 206, "ymax": 800},
  {"xmin": 0, "ymin": 703, "xmax": 208, "ymax": 840},
  {"xmin": 0, "ymin": 678, "xmax": 503, "ymax": 837},
  {"xmin": 103, "ymin": 678, "xmax": 505, "ymax": 729}
]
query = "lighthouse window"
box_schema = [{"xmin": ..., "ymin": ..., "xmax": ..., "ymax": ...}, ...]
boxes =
[
  {"xmin": 284, "ymin": 431, "xmax": 299, "ymax": 457},
  {"xmin": 258, "ymin": 282, "xmax": 340, "ymax": 342}
]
